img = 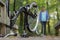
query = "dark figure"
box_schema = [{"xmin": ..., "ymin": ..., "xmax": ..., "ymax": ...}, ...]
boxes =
[
  {"xmin": 16, "ymin": 4, "xmax": 37, "ymax": 37},
  {"xmin": 55, "ymin": 21, "xmax": 60, "ymax": 36},
  {"xmin": 5, "ymin": 1, "xmax": 37, "ymax": 37}
]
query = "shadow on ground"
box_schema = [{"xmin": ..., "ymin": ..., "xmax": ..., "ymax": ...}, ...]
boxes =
[{"xmin": 0, "ymin": 36, "xmax": 60, "ymax": 40}]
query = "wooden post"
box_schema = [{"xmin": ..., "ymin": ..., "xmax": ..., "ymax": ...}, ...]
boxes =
[
  {"xmin": 0, "ymin": 1, "xmax": 10, "ymax": 36},
  {"xmin": 0, "ymin": 24, "xmax": 6, "ymax": 36},
  {"xmin": 0, "ymin": 5, "xmax": 6, "ymax": 36}
]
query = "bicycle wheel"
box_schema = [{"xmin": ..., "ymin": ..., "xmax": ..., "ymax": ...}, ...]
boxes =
[{"xmin": 28, "ymin": 13, "xmax": 41, "ymax": 35}]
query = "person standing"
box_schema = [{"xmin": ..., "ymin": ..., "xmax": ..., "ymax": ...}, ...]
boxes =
[{"xmin": 39, "ymin": 6, "xmax": 49, "ymax": 36}]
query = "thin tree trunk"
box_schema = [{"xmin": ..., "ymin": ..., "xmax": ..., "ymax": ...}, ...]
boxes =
[
  {"xmin": 46, "ymin": 1, "xmax": 50, "ymax": 34},
  {"xmin": 18, "ymin": 0, "xmax": 24, "ymax": 35}
]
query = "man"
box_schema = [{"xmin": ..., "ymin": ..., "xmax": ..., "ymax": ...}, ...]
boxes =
[
  {"xmin": 5, "ymin": 1, "xmax": 37, "ymax": 37},
  {"xmin": 39, "ymin": 6, "xmax": 49, "ymax": 36}
]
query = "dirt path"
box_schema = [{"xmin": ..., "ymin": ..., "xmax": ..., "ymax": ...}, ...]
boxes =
[{"xmin": 0, "ymin": 36, "xmax": 60, "ymax": 40}]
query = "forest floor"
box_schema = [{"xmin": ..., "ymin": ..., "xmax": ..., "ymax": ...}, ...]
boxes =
[{"xmin": 0, "ymin": 36, "xmax": 60, "ymax": 40}]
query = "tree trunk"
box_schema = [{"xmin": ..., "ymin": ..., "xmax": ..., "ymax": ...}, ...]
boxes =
[{"xmin": 46, "ymin": 1, "xmax": 50, "ymax": 34}]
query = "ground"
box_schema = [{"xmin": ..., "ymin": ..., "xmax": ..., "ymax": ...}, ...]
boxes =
[{"xmin": 0, "ymin": 36, "xmax": 60, "ymax": 40}]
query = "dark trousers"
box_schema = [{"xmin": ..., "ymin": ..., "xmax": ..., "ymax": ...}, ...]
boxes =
[{"xmin": 41, "ymin": 21, "xmax": 46, "ymax": 35}]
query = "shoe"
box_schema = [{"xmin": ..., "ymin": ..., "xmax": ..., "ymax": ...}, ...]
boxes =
[
  {"xmin": 21, "ymin": 31, "xmax": 29, "ymax": 38},
  {"xmin": 40, "ymin": 34, "xmax": 46, "ymax": 37},
  {"xmin": 4, "ymin": 31, "xmax": 17, "ymax": 38}
]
